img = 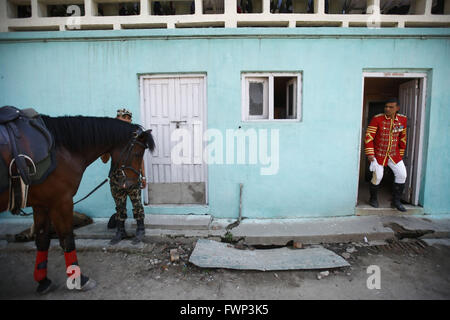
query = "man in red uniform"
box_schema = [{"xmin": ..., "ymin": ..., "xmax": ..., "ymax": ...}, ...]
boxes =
[{"xmin": 364, "ymin": 98, "xmax": 407, "ymax": 212}]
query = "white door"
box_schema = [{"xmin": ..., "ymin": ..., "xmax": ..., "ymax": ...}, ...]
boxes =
[
  {"xmin": 398, "ymin": 79, "xmax": 419, "ymax": 204},
  {"xmin": 140, "ymin": 75, "xmax": 207, "ymax": 205}
]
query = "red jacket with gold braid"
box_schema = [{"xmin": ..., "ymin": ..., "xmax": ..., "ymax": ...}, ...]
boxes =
[{"xmin": 365, "ymin": 113, "xmax": 407, "ymax": 167}]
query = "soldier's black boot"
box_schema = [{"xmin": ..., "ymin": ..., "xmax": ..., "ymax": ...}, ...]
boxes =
[
  {"xmin": 132, "ymin": 218, "xmax": 145, "ymax": 245},
  {"xmin": 110, "ymin": 219, "xmax": 127, "ymax": 245},
  {"xmin": 369, "ymin": 183, "xmax": 379, "ymax": 208},
  {"xmin": 107, "ymin": 213, "xmax": 117, "ymax": 229},
  {"xmin": 391, "ymin": 183, "xmax": 407, "ymax": 212}
]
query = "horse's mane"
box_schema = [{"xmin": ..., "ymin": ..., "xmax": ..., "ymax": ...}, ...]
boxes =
[{"xmin": 41, "ymin": 115, "xmax": 142, "ymax": 153}]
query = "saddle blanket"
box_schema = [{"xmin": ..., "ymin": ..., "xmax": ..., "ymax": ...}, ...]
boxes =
[{"xmin": 0, "ymin": 106, "xmax": 56, "ymax": 195}]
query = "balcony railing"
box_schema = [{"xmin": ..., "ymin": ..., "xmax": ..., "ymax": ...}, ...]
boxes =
[{"xmin": 1, "ymin": 0, "xmax": 449, "ymax": 32}]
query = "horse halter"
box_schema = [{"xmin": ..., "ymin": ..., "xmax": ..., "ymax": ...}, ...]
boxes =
[{"xmin": 110, "ymin": 129, "xmax": 147, "ymax": 187}]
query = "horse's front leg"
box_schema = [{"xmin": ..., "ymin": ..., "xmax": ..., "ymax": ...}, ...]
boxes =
[
  {"xmin": 33, "ymin": 206, "xmax": 54, "ymax": 294},
  {"xmin": 49, "ymin": 199, "xmax": 96, "ymax": 291}
]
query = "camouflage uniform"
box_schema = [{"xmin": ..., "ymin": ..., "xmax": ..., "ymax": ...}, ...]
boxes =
[{"xmin": 109, "ymin": 169, "xmax": 144, "ymax": 222}]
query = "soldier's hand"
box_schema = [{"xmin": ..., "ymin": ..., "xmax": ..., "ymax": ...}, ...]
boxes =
[
  {"xmin": 141, "ymin": 177, "xmax": 147, "ymax": 189},
  {"xmin": 368, "ymin": 155, "xmax": 375, "ymax": 162}
]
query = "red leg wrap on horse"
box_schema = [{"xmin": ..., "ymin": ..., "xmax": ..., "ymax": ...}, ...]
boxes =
[
  {"xmin": 64, "ymin": 250, "xmax": 79, "ymax": 277},
  {"xmin": 34, "ymin": 250, "xmax": 48, "ymax": 282}
]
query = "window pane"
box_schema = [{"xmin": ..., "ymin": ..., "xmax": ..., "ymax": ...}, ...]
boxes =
[
  {"xmin": 151, "ymin": 1, "xmax": 194, "ymax": 15},
  {"xmin": 249, "ymin": 82, "xmax": 264, "ymax": 116},
  {"xmin": 288, "ymin": 83, "xmax": 294, "ymax": 116},
  {"xmin": 203, "ymin": 0, "xmax": 224, "ymax": 14}
]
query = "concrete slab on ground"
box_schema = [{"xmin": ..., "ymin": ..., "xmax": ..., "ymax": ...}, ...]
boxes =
[{"xmin": 189, "ymin": 239, "xmax": 350, "ymax": 271}]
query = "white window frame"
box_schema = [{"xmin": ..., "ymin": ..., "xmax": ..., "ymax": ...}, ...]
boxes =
[
  {"xmin": 286, "ymin": 78, "xmax": 297, "ymax": 119},
  {"xmin": 245, "ymin": 77, "xmax": 269, "ymax": 120},
  {"xmin": 242, "ymin": 72, "xmax": 302, "ymax": 122}
]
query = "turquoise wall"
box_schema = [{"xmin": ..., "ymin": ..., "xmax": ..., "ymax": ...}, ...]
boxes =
[{"xmin": 0, "ymin": 28, "xmax": 449, "ymax": 219}]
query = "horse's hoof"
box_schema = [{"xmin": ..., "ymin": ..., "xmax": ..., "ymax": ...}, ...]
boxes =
[
  {"xmin": 36, "ymin": 278, "xmax": 55, "ymax": 295},
  {"xmin": 80, "ymin": 278, "xmax": 97, "ymax": 292}
]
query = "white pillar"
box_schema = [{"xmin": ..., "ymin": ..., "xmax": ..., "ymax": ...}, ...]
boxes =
[
  {"xmin": 140, "ymin": 0, "xmax": 149, "ymax": 15},
  {"xmin": 225, "ymin": 0, "xmax": 237, "ymax": 27},
  {"xmin": 262, "ymin": 0, "xmax": 270, "ymax": 14},
  {"xmin": 367, "ymin": 0, "xmax": 380, "ymax": 14},
  {"xmin": 194, "ymin": 0, "xmax": 202, "ymax": 15},
  {"xmin": 314, "ymin": 0, "xmax": 325, "ymax": 14},
  {"xmin": 31, "ymin": 0, "xmax": 47, "ymax": 17}
]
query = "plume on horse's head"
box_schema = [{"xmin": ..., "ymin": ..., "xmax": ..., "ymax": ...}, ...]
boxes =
[{"xmin": 41, "ymin": 115, "xmax": 143, "ymax": 153}]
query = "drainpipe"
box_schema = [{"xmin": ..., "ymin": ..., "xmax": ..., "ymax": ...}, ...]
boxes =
[
  {"xmin": 225, "ymin": 183, "xmax": 244, "ymax": 231},
  {"xmin": 238, "ymin": 183, "xmax": 243, "ymax": 223}
]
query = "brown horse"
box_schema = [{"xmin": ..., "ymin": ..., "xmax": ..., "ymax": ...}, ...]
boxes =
[{"xmin": 0, "ymin": 115, "xmax": 155, "ymax": 294}]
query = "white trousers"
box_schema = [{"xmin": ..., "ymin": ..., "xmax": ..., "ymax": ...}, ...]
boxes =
[{"xmin": 370, "ymin": 159, "xmax": 407, "ymax": 186}]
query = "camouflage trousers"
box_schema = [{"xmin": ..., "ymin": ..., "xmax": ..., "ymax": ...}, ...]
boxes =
[{"xmin": 110, "ymin": 172, "xmax": 144, "ymax": 222}]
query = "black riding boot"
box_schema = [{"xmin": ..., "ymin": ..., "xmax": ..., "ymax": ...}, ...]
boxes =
[
  {"xmin": 391, "ymin": 183, "xmax": 407, "ymax": 212},
  {"xmin": 110, "ymin": 219, "xmax": 127, "ymax": 245},
  {"xmin": 132, "ymin": 218, "xmax": 145, "ymax": 245},
  {"xmin": 107, "ymin": 213, "xmax": 117, "ymax": 229},
  {"xmin": 369, "ymin": 183, "xmax": 379, "ymax": 208}
]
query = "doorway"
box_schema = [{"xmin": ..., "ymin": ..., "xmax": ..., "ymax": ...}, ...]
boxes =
[
  {"xmin": 357, "ymin": 72, "xmax": 427, "ymax": 210},
  {"xmin": 139, "ymin": 74, "xmax": 208, "ymax": 205}
]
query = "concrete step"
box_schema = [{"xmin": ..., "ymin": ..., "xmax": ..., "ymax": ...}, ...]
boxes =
[
  {"xmin": 228, "ymin": 216, "xmax": 396, "ymax": 246},
  {"xmin": 141, "ymin": 214, "xmax": 212, "ymax": 230},
  {"xmin": 356, "ymin": 205, "xmax": 424, "ymax": 216}
]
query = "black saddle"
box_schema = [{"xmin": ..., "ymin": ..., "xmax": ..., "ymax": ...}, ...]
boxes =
[{"xmin": 0, "ymin": 106, "xmax": 56, "ymax": 214}]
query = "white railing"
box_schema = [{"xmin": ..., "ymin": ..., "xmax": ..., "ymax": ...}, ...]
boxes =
[{"xmin": 1, "ymin": 0, "xmax": 449, "ymax": 32}]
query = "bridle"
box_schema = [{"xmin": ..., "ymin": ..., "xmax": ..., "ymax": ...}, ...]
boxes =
[
  {"xmin": 110, "ymin": 129, "xmax": 147, "ymax": 187},
  {"xmin": 73, "ymin": 129, "xmax": 149, "ymax": 205}
]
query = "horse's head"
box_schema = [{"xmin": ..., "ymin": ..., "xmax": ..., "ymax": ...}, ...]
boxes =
[{"xmin": 110, "ymin": 128, "xmax": 155, "ymax": 189}]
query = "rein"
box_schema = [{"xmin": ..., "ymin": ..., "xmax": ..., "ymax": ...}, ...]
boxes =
[
  {"xmin": 18, "ymin": 177, "xmax": 110, "ymax": 215},
  {"xmin": 73, "ymin": 178, "xmax": 109, "ymax": 205}
]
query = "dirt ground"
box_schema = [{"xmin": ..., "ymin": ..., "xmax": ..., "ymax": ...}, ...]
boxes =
[{"xmin": 0, "ymin": 239, "xmax": 449, "ymax": 300}]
